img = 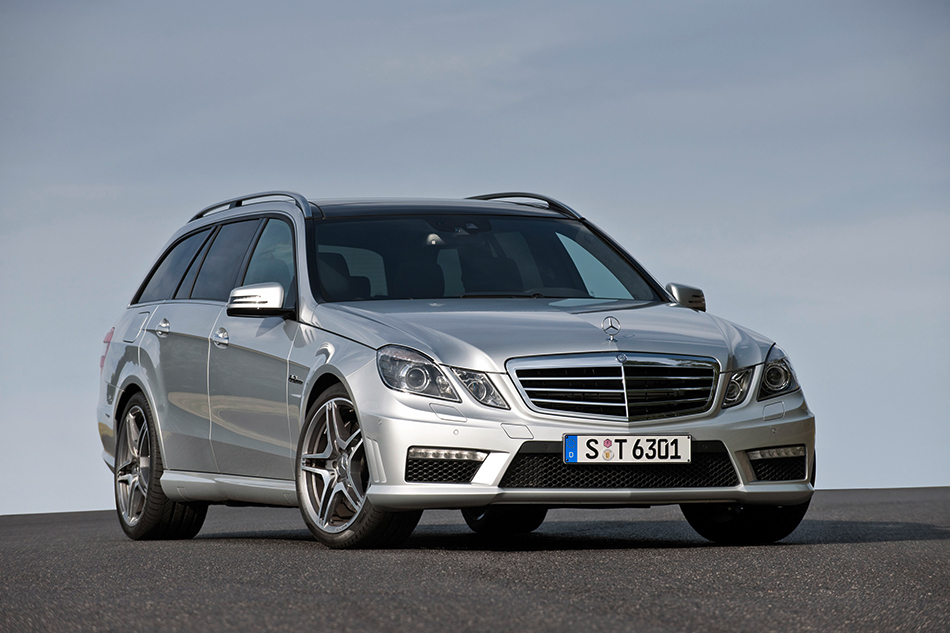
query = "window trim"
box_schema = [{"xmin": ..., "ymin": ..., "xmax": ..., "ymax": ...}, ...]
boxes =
[
  {"xmin": 130, "ymin": 228, "xmax": 214, "ymax": 305},
  {"xmin": 237, "ymin": 215, "xmax": 299, "ymax": 317}
]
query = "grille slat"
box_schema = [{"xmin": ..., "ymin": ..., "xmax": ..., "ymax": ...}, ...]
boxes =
[
  {"xmin": 512, "ymin": 354, "xmax": 718, "ymax": 421},
  {"xmin": 627, "ymin": 384, "xmax": 710, "ymax": 394},
  {"xmin": 521, "ymin": 380, "xmax": 623, "ymax": 390},
  {"xmin": 627, "ymin": 397, "xmax": 710, "ymax": 407},
  {"xmin": 526, "ymin": 387, "xmax": 625, "ymax": 394},
  {"xmin": 530, "ymin": 397, "xmax": 625, "ymax": 407}
]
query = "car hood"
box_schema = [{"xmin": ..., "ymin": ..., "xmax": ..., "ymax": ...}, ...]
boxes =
[{"xmin": 313, "ymin": 298, "xmax": 772, "ymax": 374}]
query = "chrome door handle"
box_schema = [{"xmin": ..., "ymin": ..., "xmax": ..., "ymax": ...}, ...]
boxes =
[
  {"xmin": 155, "ymin": 318, "xmax": 171, "ymax": 338},
  {"xmin": 212, "ymin": 327, "xmax": 229, "ymax": 348}
]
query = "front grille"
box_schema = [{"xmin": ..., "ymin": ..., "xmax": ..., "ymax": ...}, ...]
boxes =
[
  {"xmin": 405, "ymin": 459, "xmax": 481, "ymax": 483},
  {"xmin": 750, "ymin": 456, "xmax": 807, "ymax": 482},
  {"xmin": 511, "ymin": 354, "xmax": 718, "ymax": 422},
  {"xmin": 500, "ymin": 441, "xmax": 739, "ymax": 489}
]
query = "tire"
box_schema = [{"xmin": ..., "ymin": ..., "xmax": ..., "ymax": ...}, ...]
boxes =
[
  {"xmin": 461, "ymin": 505, "xmax": 548, "ymax": 536},
  {"xmin": 680, "ymin": 500, "xmax": 810, "ymax": 545},
  {"xmin": 114, "ymin": 393, "xmax": 208, "ymax": 540},
  {"xmin": 296, "ymin": 384, "xmax": 421, "ymax": 549}
]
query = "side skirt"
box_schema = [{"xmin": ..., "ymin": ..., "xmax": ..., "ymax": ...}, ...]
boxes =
[{"xmin": 160, "ymin": 470, "xmax": 298, "ymax": 507}]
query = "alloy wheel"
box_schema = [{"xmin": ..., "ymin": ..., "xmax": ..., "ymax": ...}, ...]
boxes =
[
  {"xmin": 115, "ymin": 405, "xmax": 151, "ymax": 527},
  {"xmin": 299, "ymin": 397, "xmax": 368, "ymax": 533}
]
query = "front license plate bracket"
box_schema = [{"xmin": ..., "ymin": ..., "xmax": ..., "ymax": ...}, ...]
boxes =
[{"xmin": 564, "ymin": 435, "xmax": 692, "ymax": 464}]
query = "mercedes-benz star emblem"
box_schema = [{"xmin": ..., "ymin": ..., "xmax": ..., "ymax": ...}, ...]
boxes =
[{"xmin": 602, "ymin": 316, "xmax": 621, "ymax": 341}]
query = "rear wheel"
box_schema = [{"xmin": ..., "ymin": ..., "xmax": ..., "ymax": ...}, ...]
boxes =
[
  {"xmin": 461, "ymin": 505, "xmax": 548, "ymax": 536},
  {"xmin": 680, "ymin": 500, "xmax": 810, "ymax": 545},
  {"xmin": 114, "ymin": 393, "xmax": 207, "ymax": 539},
  {"xmin": 296, "ymin": 384, "xmax": 421, "ymax": 548}
]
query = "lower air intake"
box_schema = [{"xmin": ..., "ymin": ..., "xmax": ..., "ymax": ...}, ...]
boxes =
[
  {"xmin": 405, "ymin": 459, "xmax": 481, "ymax": 483},
  {"xmin": 750, "ymin": 456, "xmax": 807, "ymax": 482},
  {"xmin": 500, "ymin": 441, "xmax": 739, "ymax": 489}
]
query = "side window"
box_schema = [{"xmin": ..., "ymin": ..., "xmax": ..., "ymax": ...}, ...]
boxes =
[
  {"xmin": 174, "ymin": 231, "xmax": 214, "ymax": 300},
  {"xmin": 136, "ymin": 229, "xmax": 212, "ymax": 304},
  {"xmin": 190, "ymin": 220, "xmax": 261, "ymax": 302},
  {"xmin": 243, "ymin": 219, "xmax": 296, "ymax": 300}
]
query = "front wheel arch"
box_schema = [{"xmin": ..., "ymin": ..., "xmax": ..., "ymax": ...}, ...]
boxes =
[{"xmin": 295, "ymin": 383, "xmax": 420, "ymax": 548}]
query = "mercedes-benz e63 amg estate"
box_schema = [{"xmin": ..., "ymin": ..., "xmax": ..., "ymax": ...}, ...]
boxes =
[{"xmin": 97, "ymin": 191, "xmax": 815, "ymax": 548}]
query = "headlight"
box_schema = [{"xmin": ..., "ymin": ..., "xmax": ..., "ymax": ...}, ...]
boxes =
[
  {"xmin": 722, "ymin": 368, "xmax": 753, "ymax": 408},
  {"xmin": 451, "ymin": 368, "xmax": 509, "ymax": 409},
  {"xmin": 757, "ymin": 345, "xmax": 800, "ymax": 400},
  {"xmin": 377, "ymin": 345, "xmax": 459, "ymax": 401}
]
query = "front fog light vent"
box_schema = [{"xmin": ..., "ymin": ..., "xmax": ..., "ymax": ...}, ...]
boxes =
[
  {"xmin": 747, "ymin": 445, "xmax": 807, "ymax": 481},
  {"xmin": 406, "ymin": 447, "xmax": 487, "ymax": 483},
  {"xmin": 408, "ymin": 447, "xmax": 488, "ymax": 462},
  {"xmin": 747, "ymin": 445, "xmax": 806, "ymax": 461}
]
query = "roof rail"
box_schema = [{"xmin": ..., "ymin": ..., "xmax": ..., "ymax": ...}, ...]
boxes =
[
  {"xmin": 466, "ymin": 192, "xmax": 583, "ymax": 220},
  {"xmin": 190, "ymin": 191, "xmax": 319, "ymax": 222}
]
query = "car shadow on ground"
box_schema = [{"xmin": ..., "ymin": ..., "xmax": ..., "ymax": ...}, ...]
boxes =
[
  {"xmin": 785, "ymin": 519, "xmax": 950, "ymax": 545},
  {"xmin": 193, "ymin": 517, "xmax": 950, "ymax": 551}
]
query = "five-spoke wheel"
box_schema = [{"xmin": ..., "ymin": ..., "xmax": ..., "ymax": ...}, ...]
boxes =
[
  {"xmin": 298, "ymin": 394, "xmax": 368, "ymax": 533},
  {"xmin": 296, "ymin": 384, "xmax": 421, "ymax": 548},
  {"xmin": 114, "ymin": 393, "xmax": 207, "ymax": 539},
  {"xmin": 115, "ymin": 402, "xmax": 152, "ymax": 528}
]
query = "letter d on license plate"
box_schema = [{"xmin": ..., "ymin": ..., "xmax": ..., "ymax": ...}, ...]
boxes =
[{"xmin": 564, "ymin": 435, "xmax": 691, "ymax": 464}]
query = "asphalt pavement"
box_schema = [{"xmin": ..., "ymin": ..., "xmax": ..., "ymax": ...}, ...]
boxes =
[{"xmin": 1, "ymin": 488, "xmax": 948, "ymax": 632}]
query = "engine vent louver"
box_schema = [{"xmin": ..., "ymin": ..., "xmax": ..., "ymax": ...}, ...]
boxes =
[{"xmin": 511, "ymin": 354, "xmax": 718, "ymax": 422}]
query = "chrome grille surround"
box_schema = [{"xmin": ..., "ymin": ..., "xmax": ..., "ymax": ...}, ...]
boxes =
[{"xmin": 507, "ymin": 353, "xmax": 720, "ymax": 422}]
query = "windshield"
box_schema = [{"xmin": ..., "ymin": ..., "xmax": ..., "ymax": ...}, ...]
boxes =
[{"xmin": 314, "ymin": 215, "xmax": 661, "ymax": 302}]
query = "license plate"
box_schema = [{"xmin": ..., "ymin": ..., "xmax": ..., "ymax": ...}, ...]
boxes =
[{"xmin": 563, "ymin": 435, "xmax": 691, "ymax": 464}]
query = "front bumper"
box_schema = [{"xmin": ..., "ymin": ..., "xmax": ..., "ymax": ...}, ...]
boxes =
[{"xmin": 353, "ymin": 362, "xmax": 816, "ymax": 511}]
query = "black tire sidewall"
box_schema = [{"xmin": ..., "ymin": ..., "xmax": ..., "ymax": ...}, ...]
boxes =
[
  {"xmin": 681, "ymin": 500, "xmax": 810, "ymax": 545},
  {"xmin": 462, "ymin": 505, "xmax": 548, "ymax": 535},
  {"xmin": 295, "ymin": 384, "xmax": 401, "ymax": 548},
  {"xmin": 115, "ymin": 393, "xmax": 168, "ymax": 539}
]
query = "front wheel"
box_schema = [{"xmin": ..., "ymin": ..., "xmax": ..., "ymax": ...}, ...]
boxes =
[
  {"xmin": 296, "ymin": 385, "xmax": 421, "ymax": 548},
  {"xmin": 461, "ymin": 505, "xmax": 548, "ymax": 536},
  {"xmin": 680, "ymin": 500, "xmax": 810, "ymax": 545}
]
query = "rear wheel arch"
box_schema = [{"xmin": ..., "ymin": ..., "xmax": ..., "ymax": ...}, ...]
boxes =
[
  {"xmin": 110, "ymin": 382, "xmax": 146, "ymax": 466},
  {"xmin": 114, "ymin": 382, "xmax": 145, "ymax": 425},
  {"xmin": 113, "ymin": 380, "xmax": 172, "ymax": 473}
]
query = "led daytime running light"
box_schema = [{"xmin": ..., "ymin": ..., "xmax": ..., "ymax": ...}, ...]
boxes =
[
  {"xmin": 408, "ymin": 447, "xmax": 488, "ymax": 462},
  {"xmin": 747, "ymin": 445, "xmax": 806, "ymax": 461}
]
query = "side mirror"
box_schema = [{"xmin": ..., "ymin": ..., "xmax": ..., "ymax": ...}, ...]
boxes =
[
  {"xmin": 227, "ymin": 282, "xmax": 293, "ymax": 318},
  {"xmin": 666, "ymin": 283, "xmax": 706, "ymax": 312}
]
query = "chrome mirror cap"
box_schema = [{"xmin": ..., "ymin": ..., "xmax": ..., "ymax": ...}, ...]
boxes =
[
  {"xmin": 226, "ymin": 282, "xmax": 289, "ymax": 317},
  {"xmin": 666, "ymin": 283, "xmax": 706, "ymax": 312}
]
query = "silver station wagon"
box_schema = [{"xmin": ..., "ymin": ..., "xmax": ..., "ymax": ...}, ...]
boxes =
[{"xmin": 97, "ymin": 191, "xmax": 815, "ymax": 548}]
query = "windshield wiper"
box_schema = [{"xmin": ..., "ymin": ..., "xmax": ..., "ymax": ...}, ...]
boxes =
[{"xmin": 458, "ymin": 292, "xmax": 552, "ymax": 299}]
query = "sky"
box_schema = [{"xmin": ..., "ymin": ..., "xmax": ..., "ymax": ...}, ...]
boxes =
[{"xmin": 1, "ymin": 1, "xmax": 947, "ymax": 516}]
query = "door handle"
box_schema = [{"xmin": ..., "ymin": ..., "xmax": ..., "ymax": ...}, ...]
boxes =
[
  {"xmin": 155, "ymin": 318, "xmax": 170, "ymax": 338},
  {"xmin": 212, "ymin": 327, "xmax": 229, "ymax": 348}
]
